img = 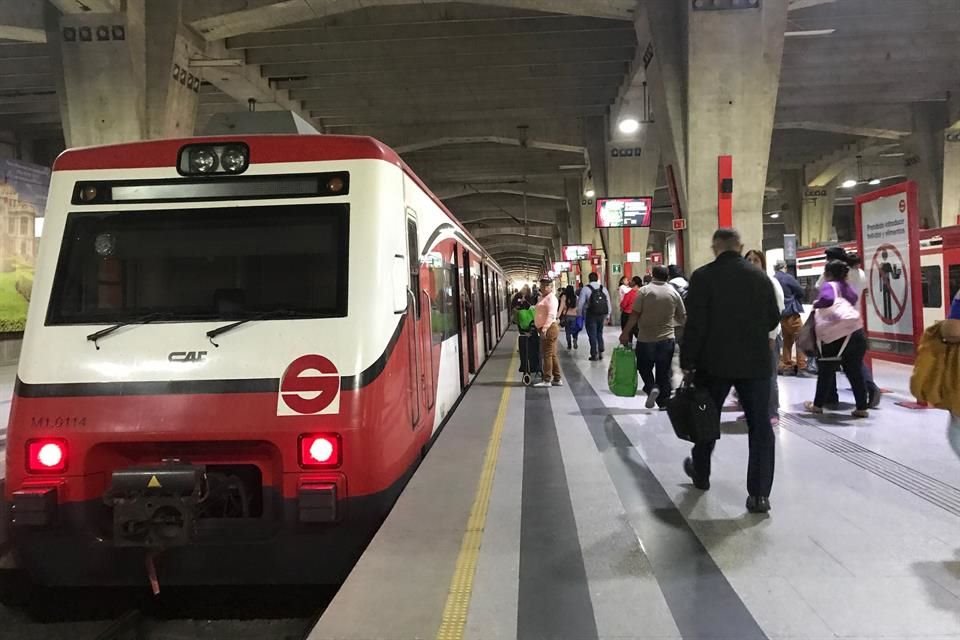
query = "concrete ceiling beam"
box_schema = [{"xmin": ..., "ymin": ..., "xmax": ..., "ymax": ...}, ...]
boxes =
[
  {"xmin": 471, "ymin": 225, "xmax": 557, "ymax": 240},
  {"xmin": 441, "ymin": 188, "xmax": 565, "ymax": 202},
  {"xmin": 306, "ymin": 93, "xmax": 614, "ymax": 113},
  {"xmin": 291, "ymin": 77, "xmax": 623, "ymax": 102},
  {"xmin": 274, "ymin": 61, "xmax": 628, "ymax": 91},
  {"xmin": 396, "ymin": 136, "xmax": 585, "ymax": 157},
  {"xmin": 308, "ymin": 104, "xmax": 609, "ymax": 128},
  {"xmin": 226, "ymin": 15, "xmax": 628, "ymax": 49},
  {"xmin": 196, "ymin": 39, "xmax": 314, "ymax": 124},
  {"xmin": 259, "ymin": 46, "xmax": 633, "ymax": 76},
  {"xmin": 0, "ymin": 0, "xmax": 45, "ymax": 43},
  {"xmin": 805, "ymin": 140, "xmax": 900, "ymax": 187},
  {"xmin": 774, "ymin": 121, "xmax": 908, "ymax": 140},
  {"xmin": 190, "ymin": 0, "xmax": 637, "ymax": 41},
  {"xmin": 49, "ymin": 0, "xmax": 121, "ymax": 12},
  {"xmin": 245, "ymin": 30, "xmax": 636, "ymax": 65}
]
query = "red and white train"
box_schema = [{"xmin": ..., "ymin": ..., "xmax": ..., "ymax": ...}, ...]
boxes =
[
  {"xmin": 793, "ymin": 226, "xmax": 960, "ymax": 331},
  {"xmin": 4, "ymin": 135, "xmax": 508, "ymax": 586}
]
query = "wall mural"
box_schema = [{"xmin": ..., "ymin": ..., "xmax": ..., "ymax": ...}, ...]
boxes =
[{"xmin": 0, "ymin": 159, "xmax": 48, "ymax": 333}]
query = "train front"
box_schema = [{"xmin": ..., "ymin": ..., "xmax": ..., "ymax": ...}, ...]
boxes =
[{"xmin": 3, "ymin": 136, "xmax": 418, "ymax": 586}]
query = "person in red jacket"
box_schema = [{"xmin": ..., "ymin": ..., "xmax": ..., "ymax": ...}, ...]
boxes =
[{"xmin": 619, "ymin": 276, "xmax": 642, "ymax": 346}]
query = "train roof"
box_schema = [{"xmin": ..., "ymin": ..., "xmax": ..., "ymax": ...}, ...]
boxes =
[{"xmin": 51, "ymin": 134, "xmax": 505, "ymax": 274}]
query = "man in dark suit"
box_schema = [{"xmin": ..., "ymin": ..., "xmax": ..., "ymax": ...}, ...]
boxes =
[{"xmin": 680, "ymin": 228, "xmax": 781, "ymax": 513}]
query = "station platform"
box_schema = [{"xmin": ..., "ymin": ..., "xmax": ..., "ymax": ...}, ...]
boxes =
[{"xmin": 310, "ymin": 327, "xmax": 960, "ymax": 640}]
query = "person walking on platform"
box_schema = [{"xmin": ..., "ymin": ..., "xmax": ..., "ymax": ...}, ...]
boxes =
[
  {"xmin": 578, "ymin": 272, "xmax": 611, "ymax": 361},
  {"xmin": 534, "ymin": 279, "xmax": 562, "ymax": 387},
  {"xmin": 620, "ymin": 266, "xmax": 686, "ymax": 410},
  {"xmin": 774, "ymin": 260, "xmax": 808, "ymax": 376},
  {"xmin": 560, "ymin": 285, "xmax": 582, "ymax": 350},
  {"xmin": 680, "ymin": 228, "xmax": 781, "ymax": 514},
  {"xmin": 804, "ymin": 260, "xmax": 870, "ymax": 418},
  {"xmin": 746, "ymin": 251, "xmax": 785, "ymax": 426},
  {"xmin": 816, "ymin": 250, "xmax": 881, "ymax": 408},
  {"xmin": 945, "ymin": 290, "xmax": 960, "ymax": 458},
  {"xmin": 619, "ymin": 276, "xmax": 642, "ymax": 346}
]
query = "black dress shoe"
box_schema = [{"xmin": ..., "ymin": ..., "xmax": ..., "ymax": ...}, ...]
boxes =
[
  {"xmin": 683, "ymin": 457, "xmax": 710, "ymax": 491},
  {"xmin": 746, "ymin": 496, "xmax": 771, "ymax": 513}
]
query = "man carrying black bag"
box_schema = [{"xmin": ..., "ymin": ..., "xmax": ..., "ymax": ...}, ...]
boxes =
[{"xmin": 678, "ymin": 228, "xmax": 781, "ymax": 514}]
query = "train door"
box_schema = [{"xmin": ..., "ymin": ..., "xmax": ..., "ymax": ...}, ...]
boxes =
[
  {"xmin": 453, "ymin": 245, "xmax": 467, "ymax": 388},
  {"xmin": 405, "ymin": 214, "xmax": 422, "ymax": 428},
  {"xmin": 463, "ymin": 250, "xmax": 477, "ymax": 374},
  {"xmin": 480, "ymin": 264, "xmax": 492, "ymax": 355},
  {"xmin": 493, "ymin": 273, "xmax": 501, "ymax": 338}
]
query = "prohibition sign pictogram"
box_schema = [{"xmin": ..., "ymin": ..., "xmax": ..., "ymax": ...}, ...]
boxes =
[{"xmin": 869, "ymin": 243, "xmax": 908, "ymax": 326}]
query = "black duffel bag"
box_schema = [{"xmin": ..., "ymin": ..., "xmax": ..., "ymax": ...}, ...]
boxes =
[{"xmin": 666, "ymin": 380, "xmax": 721, "ymax": 444}]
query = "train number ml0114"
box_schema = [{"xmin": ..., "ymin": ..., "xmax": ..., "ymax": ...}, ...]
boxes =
[{"xmin": 32, "ymin": 416, "xmax": 88, "ymax": 428}]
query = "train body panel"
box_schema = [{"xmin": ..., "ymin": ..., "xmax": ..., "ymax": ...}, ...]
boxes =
[{"xmin": 4, "ymin": 134, "xmax": 507, "ymax": 585}]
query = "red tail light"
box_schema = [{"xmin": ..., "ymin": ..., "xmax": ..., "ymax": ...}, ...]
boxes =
[
  {"xmin": 26, "ymin": 439, "xmax": 68, "ymax": 473},
  {"xmin": 298, "ymin": 434, "xmax": 341, "ymax": 469}
]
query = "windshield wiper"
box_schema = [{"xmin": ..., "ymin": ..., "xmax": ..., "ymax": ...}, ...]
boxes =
[
  {"xmin": 206, "ymin": 309, "xmax": 314, "ymax": 347},
  {"xmin": 86, "ymin": 313, "xmax": 170, "ymax": 350}
]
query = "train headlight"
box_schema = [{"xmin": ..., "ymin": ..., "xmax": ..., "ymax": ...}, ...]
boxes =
[
  {"xmin": 26, "ymin": 439, "xmax": 68, "ymax": 473},
  {"xmin": 298, "ymin": 434, "xmax": 342, "ymax": 468},
  {"xmin": 188, "ymin": 147, "xmax": 218, "ymax": 174},
  {"xmin": 220, "ymin": 145, "xmax": 248, "ymax": 174}
]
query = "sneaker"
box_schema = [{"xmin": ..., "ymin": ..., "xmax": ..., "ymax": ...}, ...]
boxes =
[
  {"xmin": 683, "ymin": 457, "xmax": 710, "ymax": 491},
  {"xmin": 804, "ymin": 401, "xmax": 824, "ymax": 414},
  {"xmin": 746, "ymin": 496, "xmax": 771, "ymax": 514},
  {"xmin": 573, "ymin": 339, "xmax": 578, "ymax": 349},
  {"xmin": 852, "ymin": 409, "xmax": 869, "ymax": 418},
  {"xmin": 588, "ymin": 356, "xmax": 598, "ymax": 361},
  {"xmin": 645, "ymin": 387, "xmax": 660, "ymax": 409},
  {"xmin": 552, "ymin": 380, "xmax": 563, "ymax": 387},
  {"xmin": 533, "ymin": 381, "xmax": 552, "ymax": 388}
]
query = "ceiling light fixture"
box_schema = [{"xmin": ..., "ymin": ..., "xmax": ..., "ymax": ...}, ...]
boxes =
[
  {"xmin": 841, "ymin": 179, "xmax": 858, "ymax": 189},
  {"xmin": 869, "ymin": 178, "xmax": 881, "ymax": 186},
  {"xmin": 784, "ymin": 29, "xmax": 836, "ymax": 37},
  {"xmin": 584, "ymin": 188, "xmax": 595, "ymax": 198},
  {"xmin": 618, "ymin": 118, "xmax": 640, "ymax": 135}
]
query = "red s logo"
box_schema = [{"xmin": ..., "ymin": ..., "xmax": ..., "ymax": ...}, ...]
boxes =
[{"xmin": 278, "ymin": 355, "xmax": 340, "ymax": 416}]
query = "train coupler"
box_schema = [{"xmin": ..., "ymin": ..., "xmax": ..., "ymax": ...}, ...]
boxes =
[{"xmin": 104, "ymin": 462, "xmax": 206, "ymax": 548}]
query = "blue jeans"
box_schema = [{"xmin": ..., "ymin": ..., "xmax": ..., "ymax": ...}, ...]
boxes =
[
  {"xmin": 584, "ymin": 315, "xmax": 605, "ymax": 358},
  {"xmin": 636, "ymin": 339, "xmax": 675, "ymax": 407},
  {"xmin": 692, "ymin": 375, "xmax": 775, "ymax": 497}
]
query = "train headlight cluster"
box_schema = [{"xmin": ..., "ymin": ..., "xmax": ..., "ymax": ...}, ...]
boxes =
[
  {"xmin": 299, "ymin": 434, "xmax": 342, "ymax": 468},
  {"xmin": 178, "ymin": 143, "xmax": 250, "ymax": 176}
]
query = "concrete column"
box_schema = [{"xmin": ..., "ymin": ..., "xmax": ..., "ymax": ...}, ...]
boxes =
[
  {"xmin": 799, "ymin": 179, "xmax": 837, "ymax": 247},
  {"xmin": 640, "ymin": 0, "xmax": 789, "ymax": 269},
  {"xmin": 779, "ymin": 169, "xmax": 803, "ymax": 237},
  {"xmin": 943, "ymin": 124, "xmax": 960, "ymax": 227},
  {"xmin": 46, "ymin": 0, "xmax": 200, "ymax": 147},
  {"xmin": 904, "ymin": 102, "xmax": 949, "ymax": 229}
]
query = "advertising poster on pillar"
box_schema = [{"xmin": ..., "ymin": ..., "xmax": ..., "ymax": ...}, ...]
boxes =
[
  {"xmin": 0, "ymin": 159, "xmax": 48, "ymax": 334},
  {"xmin": 856, "ymin": 181, "xmax": 922, "ymax": 361}
]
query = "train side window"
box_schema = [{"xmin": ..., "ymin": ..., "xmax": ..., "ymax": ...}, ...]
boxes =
[
  {"xmin": 406, "ymin": 217, "xmax": 420, "ymax": 319},
  {"xmin": 429, "ymin": 264, "xmax": 458, "ymax": 344},
  {"xmin": 921, "ymin": 266, "xmax": 942, "ymax": 309}
]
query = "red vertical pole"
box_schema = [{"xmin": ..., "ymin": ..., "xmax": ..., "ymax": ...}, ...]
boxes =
[
  {"xmin": 718, "ymin": 155, "xmax": 733, "ymax": 228},
  {"xmin": 623, "ymin": 228, "xmax": 632, "ymax": 280}
]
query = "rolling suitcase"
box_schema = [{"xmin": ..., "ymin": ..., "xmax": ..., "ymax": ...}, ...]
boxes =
[{"xmin": 518, "ymin": 331, "xmax": 542, "ymax": 386}]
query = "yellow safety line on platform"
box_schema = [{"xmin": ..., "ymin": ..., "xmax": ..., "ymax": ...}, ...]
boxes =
[{"xmin": 435, "ymin": 351, "xmax": 518, "ymax": 640}]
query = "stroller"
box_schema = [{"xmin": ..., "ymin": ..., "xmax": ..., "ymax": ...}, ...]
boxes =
[{"xmin": 515, "ymin": 307, "xmax": 542, "ymax": 386}]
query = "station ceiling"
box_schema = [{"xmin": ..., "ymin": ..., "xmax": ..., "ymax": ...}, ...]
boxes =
[{"xmin": 1, "ymin": 0, "xmax": 958, "ymax": 280}]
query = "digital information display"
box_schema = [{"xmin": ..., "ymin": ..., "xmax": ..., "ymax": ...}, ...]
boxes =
[
  {"xmin": 562, "ymin": 244, "xmax": 593, "ymax": 261},
  {"xmin": 596, "ymin": 197, "xmax": 653, "ymax": 228},
  {"xmin": 552, "ymin": 261, "xmax": 571, "ymax": 273}
]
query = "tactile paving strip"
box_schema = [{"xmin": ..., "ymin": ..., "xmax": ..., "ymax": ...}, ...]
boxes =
[{"xmin": 779, "ymin": 413, "xmax": 960, "ymax": 518}]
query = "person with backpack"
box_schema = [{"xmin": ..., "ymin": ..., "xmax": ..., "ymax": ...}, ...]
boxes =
[
  {"xmin": 577, "ymin": 272, "xmax": 611, "ymax": 361},
  {"xmin": 804, "ymin": 260, "xmax": 870, "ymax": 418}
]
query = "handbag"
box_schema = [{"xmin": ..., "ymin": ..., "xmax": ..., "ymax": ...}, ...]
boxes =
[
  {"xmin": 666, "ymin": 379, "xmax": 721, "ymax": 444},
  {"xmin": 607, "ymin": 346, "xmax": 638, "ymax": 398},
  {"xmin": 814, "ymin": 282, "xmax": 862, "ymax": 345},
  {"xmin": 797, "ymin": 313, "xmax": 818, "ymax": 357}
]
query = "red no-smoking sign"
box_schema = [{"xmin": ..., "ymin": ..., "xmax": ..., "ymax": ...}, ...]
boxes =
[{"xmin": 869, "ymin": 243, "xmax": 909, "ymax": 326}]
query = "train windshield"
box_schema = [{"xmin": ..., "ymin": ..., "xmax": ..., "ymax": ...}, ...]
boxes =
[{"xmin": 46, "ymin": 203, "xmax": 349, "ymax": 325}]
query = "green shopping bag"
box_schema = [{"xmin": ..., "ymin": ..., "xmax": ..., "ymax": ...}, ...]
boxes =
[
  {"xmin": 608, "ymin": 346, "xmax": 638, "ymax": 398},
  {"xmin": 516, "ymin": 308, "xmax": 535, "ymax": 332}
]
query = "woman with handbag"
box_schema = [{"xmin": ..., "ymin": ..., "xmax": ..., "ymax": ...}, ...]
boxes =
[
  {"xmin": 559, "ymin": 285, "xmax": 582, "ymax": 350},
  {"xmin": 804, "ymin": 260, "xmax": 870, "ymax": 418}
]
